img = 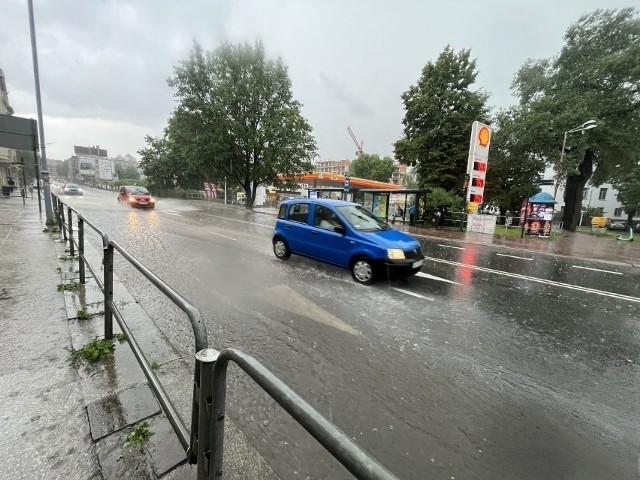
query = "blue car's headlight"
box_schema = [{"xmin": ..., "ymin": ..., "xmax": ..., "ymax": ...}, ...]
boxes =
[{"xmin": 387, "ymin": 248, "xmax": 405, "ymax": 260}]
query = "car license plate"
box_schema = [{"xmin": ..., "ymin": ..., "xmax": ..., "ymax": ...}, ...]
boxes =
[{"xmin": 412, "ymin": 259, "xmax": 424, "ymax": 269}]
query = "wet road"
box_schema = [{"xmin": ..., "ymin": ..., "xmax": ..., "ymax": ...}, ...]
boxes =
[{"xmin": 59, "ymin": 187, "xmax": 640, "ymax": 479}]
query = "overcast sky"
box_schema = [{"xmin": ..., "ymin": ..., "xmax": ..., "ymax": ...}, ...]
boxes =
[{"xmin": 1, "ymin": 0, "xmax": 636, "ymax": 162}]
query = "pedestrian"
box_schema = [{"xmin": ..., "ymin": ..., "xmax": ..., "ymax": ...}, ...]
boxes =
[
  {"xmin": 437, "ymin": 203, "xmax": 447, "ymax": 228},
  {"xmin": 391, "ymin": 205, "xmax": 404, "ymax": 224},
  {"xmin": 409, "ymin": 204, "xmax": 416, "ymax": 225}
]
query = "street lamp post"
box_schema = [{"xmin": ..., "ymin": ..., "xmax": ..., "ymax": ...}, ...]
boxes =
[{"xmin": 554, "ymin": 120, "xmax": 598, "ymax": 199}]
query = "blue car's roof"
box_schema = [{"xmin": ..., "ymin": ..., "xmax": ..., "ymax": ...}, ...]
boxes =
[{"xmin": 280, "ymin": 198, "xmax": 356, "ymax": 207}]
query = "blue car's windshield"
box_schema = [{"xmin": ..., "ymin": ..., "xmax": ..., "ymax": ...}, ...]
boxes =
[{"xmin": 336, "ymin": 205, "xmax": 390, "ymax": 231}]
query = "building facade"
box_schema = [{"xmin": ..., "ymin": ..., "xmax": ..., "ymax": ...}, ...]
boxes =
[
  {"xmin": 0, "ymin": 68, "xmax": 17, "ymax": 190},
  {"xmin": 539, "ymin": 167, "xmax": 639, "ymax": 224}
]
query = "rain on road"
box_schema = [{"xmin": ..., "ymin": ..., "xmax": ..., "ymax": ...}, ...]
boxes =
[{"xmin": 59, "ymin": 187, "xmax": 640, "ymax": 480}]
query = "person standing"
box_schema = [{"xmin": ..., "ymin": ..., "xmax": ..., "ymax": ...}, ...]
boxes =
[
  {"xmin": 437, "ymin": 204, "xmax": 447, "ymax": 228},
  {"xmin": 409, "ymin": 204, "xmax": 416, "ymax": 225}
]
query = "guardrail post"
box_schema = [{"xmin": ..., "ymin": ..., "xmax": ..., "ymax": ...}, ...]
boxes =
[
  {"xmin": 78, "ymin": 217, "xmax": 85, "ymax": 284},
  {"xmin": 67, "ymin": 206, "xmax": 75, "ymax": 257},
  {"xmin": 193, "ymin": 348, "xmax": 220, "ymax": 479},
  {"xmin": 210, "ymin": 357, "xmax": 229, "ymax": 479},
  {"xmin": 60, "ymin": 203, "xmax": 67, "ymax": 242},
  {"xmin": 103, "ymin": 243, "xmax": 114, "ymax": 340}
]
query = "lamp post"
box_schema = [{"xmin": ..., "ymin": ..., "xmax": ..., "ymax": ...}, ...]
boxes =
[{"xmin": 554, "ymin": 120, "xmax": 597, "ymax": 199}]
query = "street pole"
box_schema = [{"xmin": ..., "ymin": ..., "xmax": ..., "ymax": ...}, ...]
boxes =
[
  {"xmin": 28, "ymin": 0, "xmax": 54, "ymax": 225},
  {"xmin": 554, "ymin": 131, "xmax": 568, "ymax": 200}
]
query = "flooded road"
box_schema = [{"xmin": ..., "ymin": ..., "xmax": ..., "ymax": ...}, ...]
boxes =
[{"xmin": 60, "ymin": 188, "xmax": 640, "ymax": 479}]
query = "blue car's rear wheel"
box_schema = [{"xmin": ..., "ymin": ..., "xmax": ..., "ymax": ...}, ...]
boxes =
[{"xmin": 273, "ymin": 238, "xmax": 291, "ymax": 260}]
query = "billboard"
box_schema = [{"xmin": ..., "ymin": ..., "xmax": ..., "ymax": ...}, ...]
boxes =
[
  {"xmin": 78, "ymin": 155, "xmax": 95, "ymax": 176},
  {"xmin": 98, "ymin": 158, "xmax": 113, "ymax": 180}
]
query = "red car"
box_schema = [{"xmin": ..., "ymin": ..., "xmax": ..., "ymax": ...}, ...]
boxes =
[{"xmin": 117, "ymin": 186, "xmax": 156, "ymax": 208}]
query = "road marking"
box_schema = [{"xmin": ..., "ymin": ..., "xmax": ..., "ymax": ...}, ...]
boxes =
[
  {"xmin": 425, "ymin": 256, "xmax": 640, "ymax": 303},
  {"xmin": 210, "ymin": 231, "xmax": 237, "ymax": 241},
  {"xmin": 199, "ymin": 212, "xmax": 272, "ymax": 228},
  {"xmin": 258, "ymin": 285, "xmax": 359, "ymax": 334},
  {"xmin": 416, "ymin": 272, "xmax": 462, "ymax": 285},
  {"xmin": 161, "ymin": 210, "xmax": 182, "ymax": 216},
  {"xmin": 437, "ymin": 244, "xmax": 465, "ymax": 250},
  {"xmin": 572, "ymin": 265, "xmax": 623, "ymax": 275},
  {"xmin": 496, "ymin": 253, "xmax": 533, "ymax": 261},
  {"xmin": 390, "ymin": 287, "xmax": 435, "ymax": 301}
]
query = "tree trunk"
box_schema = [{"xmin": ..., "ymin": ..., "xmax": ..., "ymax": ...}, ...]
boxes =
[
  {"xmin": 562, "ymin": 150, "xmax": 595, "ymax": 232},
  {"xmin": 626, "ymin": 210, "xmax": 636, "ymax": 230}
]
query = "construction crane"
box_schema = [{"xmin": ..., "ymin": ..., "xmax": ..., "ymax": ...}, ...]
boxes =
[{"xmin": 347, "ymin": 126, "xmax": 364, "ymax": 156}]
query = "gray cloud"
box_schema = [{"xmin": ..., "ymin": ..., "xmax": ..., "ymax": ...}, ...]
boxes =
[{"xmin": 1, "ymin": 0, "xmax": 635, "ymax": 161}]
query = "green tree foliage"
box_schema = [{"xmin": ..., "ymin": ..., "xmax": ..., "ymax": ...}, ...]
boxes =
[
  {"xmin": 613, "ymin": 161, "xmax": 640, "ymax": 225},
  {"xmin": 424, "ymin": 187, "xmax": 463, "ymax": 215},
  {"xmin": 348, "ymin": 154, "xmax": 395, "ymax": 182},
  {"xmin": 138, "ymin": 134, "xmax": 202, "ymax": 190},
  {"xmin": 166, "ymin": 42, "xmax": 316, "ymax": 207},
  {"xmin": 115, "ymin": 164, "xmax": 140, "ymax": 181},
  {"xmin": 484, "ymin": 108, "xmax": 545, "ymax": 214},
  {"xmin": 510, "ymin": 8, "xmax": 640, "ymax": 231},
  {"xmin": 56, "ymin": 158, "xmax": 71, "ymax": 179},
  {"xmin": 394, "ymin": 46, "xmax": 489, "ymax": 190}
]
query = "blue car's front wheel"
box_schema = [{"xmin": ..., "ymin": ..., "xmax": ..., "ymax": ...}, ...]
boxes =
[{"xmin": 351, "ymin": 257, "xmax": 374, "ymax": 285}]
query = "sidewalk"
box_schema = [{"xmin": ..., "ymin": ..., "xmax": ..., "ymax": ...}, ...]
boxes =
[
  {"xmin": 399, "ymin": 223, "xmax": 640, "ymax": 267},
  {"xmin": 0, "ymin": 197, "xmax": 278, "ymax": 479}
]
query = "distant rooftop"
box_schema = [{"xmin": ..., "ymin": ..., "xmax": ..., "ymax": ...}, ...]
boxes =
[{"xmin": 74, "ymin": 145, "xmax": 107, "ymax": 157}]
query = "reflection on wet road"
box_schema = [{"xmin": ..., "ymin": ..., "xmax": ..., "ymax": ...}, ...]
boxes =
[{"xmin": 61, "ymin": 188, "xmax": 640, "ymax": 480}]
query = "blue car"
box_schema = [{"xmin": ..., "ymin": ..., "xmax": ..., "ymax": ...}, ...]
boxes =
[{"xmin": 272, "ymin": 198, "xmax": 424, "ymax": 284}]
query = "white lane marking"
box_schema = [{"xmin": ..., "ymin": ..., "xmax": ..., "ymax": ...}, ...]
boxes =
[
  {"xmin": 390, "ymin": 287, "xmax": 435, "ymax": 301},
  {"xmin": 416, "ymin": 272, "xmax": 462, "ymax": 285},
  {"xmin": 161, "ymin": 210, "xmax": 182, "ymax": 216},
  {"xmin": 437, "ymin": 244, "xmax": 465, "ymax": 250},
  {"xmin": 210, "ymin": 231, "xmax": 237, "ymax": 241},
  {"xmin": 496, "ymin": 253, "xmax": 533, "ymax": 261},
  {"xmin": 199, "ymin": 212, "xmax": 272, "ymax": 228},
  {"xmin": 425, "ymin": 256, "xmax": 640, "ymax": 303},
  {"xmin": 572, "ymin": 265, "xmax": 623, "ymax": 275}
]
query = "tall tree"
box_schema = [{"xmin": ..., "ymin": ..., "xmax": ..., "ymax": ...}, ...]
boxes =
[
  {"xmin": 348, "ymin": 154, "xmax": 395, "ymax": 182},
  {"xmin": 167, "ymin": 42, "xmax": 317, "ymax": 207},
  {"xmin": 138, "ymin": 134, "xmax": 201, "ymax": 190},
  {"xmin": 116, "ymin": 164, "xmax": 140, "ymax": 181},
  {"xmin": 484, "ymin": 108, "xmax": 545, "ymax": 214},
  {"xmin": 511, "ymin": 8, "xmax": 640, "ymax": 231},
  {"xmin": 613, "ymin": 160, "xmax": 640, "ymax": 227},
  {"xmin": 394, "ymin": 46, "xmax": 489, "ymax": 190}
]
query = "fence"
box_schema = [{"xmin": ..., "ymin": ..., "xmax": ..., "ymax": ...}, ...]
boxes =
[{"xmin": 51, "ymin": 193, "xmax": 397, "ymax": 480}]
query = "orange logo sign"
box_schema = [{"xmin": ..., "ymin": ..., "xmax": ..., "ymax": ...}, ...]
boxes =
[{"xmin": 478, "ymin": 126, "xmax": 490, "ymax": 147}]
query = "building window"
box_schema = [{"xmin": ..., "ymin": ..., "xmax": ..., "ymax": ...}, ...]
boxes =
[
  {"xmin": 598, "ymin": 188, "xmax": 607, "ymax": 200},
  {"xmin": 614, "ymin": 207, "xmax": 624, "ymax": 217},
  {"xmin": 582, "ymin": 188, "xmax": 589, "ymax": 200}
]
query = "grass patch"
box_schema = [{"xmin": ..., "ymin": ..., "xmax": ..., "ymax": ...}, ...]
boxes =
[
  {"xmin": 493, "ymin": 227, "xmax": 562, "ymax": 240},
  {"xmin": 57, "ymin": 282, "xmax": 80, "ymax": 292},
  {"xmin": 68, "ymin": 338, "xmax": 115, "ymax": 366},
  {"xmin": 151, "ymin": 361, "xmax": 161, "ymax": 371},
  {"xmin": 76, "ymin": 310, "xmax": 104, "ymax": 320},
  {"xmin": 124, "ymin": 421, "xmax": 154, "ymax": 449},
  {"xmin": 58, "ymin": 255, "xmax": 77, "ymax": 261},
  {"xmin": 116, "ymin": 333, "xmax": 126, "ymax": 342},
  {"xmin": 44, "ymin": 225, "xmax": 60, "ymax": 233}
]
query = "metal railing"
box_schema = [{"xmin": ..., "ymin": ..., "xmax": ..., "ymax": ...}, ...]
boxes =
[{"xmin": 51, "ymin": 194, "xmax": 398, "ymax": 480}]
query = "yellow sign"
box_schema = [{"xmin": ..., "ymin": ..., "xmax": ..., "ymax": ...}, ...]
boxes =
[
  {"xmin": 467, "ymin": 202, "xmax": 479, "ymax": 214},
  {"xmin": 331, "ymin": 171, "xmax": 338, "ymax": 180}
]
